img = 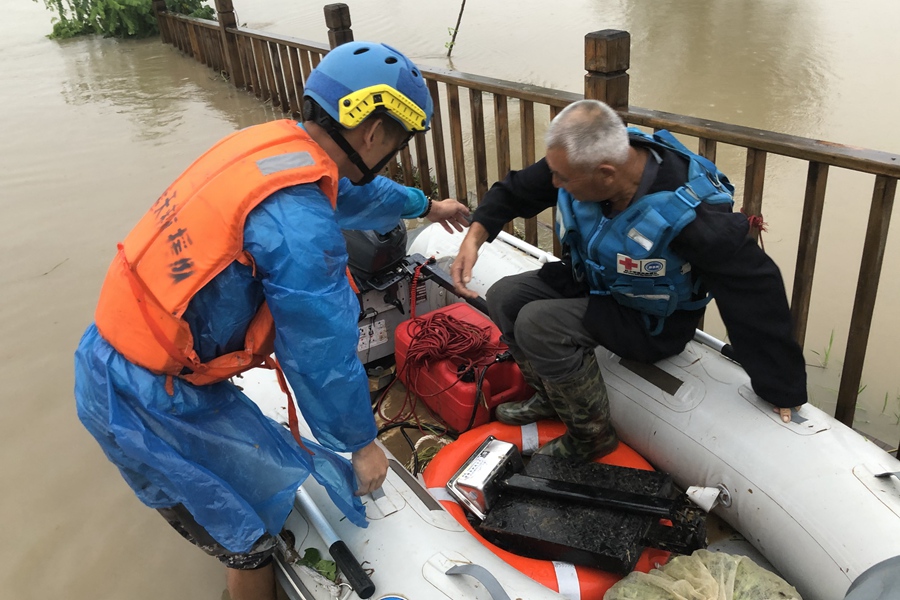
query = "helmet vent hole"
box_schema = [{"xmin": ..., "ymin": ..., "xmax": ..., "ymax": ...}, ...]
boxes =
[
  {"xmin": 412, "ymin": 69, "xmax": 419, "ymax": 77},
  {"xmin": 353, "ymin": 47, "xmax": 369, "ymax": 55},
  {"xmin": 384, "ymin": 56, "xmax": 398, "ymax": 64}
]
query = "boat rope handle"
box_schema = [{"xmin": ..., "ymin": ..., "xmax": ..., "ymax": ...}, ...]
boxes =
[{"xmin": 445, "ymin": 564, "xmax": 512, "ymax": 600}]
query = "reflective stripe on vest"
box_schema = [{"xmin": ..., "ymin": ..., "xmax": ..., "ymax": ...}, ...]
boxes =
[{"xmin": 95, "ymin": 120, "xmax": 339, "ymax": 384}]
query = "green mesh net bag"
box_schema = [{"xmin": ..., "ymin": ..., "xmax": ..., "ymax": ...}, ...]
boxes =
[{"xmin": 604, "ymin": 549, "xmax": 801, "ymax": 600}]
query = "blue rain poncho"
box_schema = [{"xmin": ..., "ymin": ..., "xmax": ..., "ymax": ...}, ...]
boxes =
[{"xmin": 75, "ymin": 174, "xmax": 428, "ymax": 553}]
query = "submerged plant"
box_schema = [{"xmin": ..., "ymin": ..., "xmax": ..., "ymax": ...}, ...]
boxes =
[{"xmin": 809, "ymin": 329, "xmax": 835, "ymax": 369}]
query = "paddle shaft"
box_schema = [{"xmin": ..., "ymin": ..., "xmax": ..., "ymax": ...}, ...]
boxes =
[{"xmin": 294, "ymin": 486, "xmax": 376, "ymax": 599}]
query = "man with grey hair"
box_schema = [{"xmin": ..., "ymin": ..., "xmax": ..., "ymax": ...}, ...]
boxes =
[{"xmin": 451, "ymin": 99, "xmax": 806, "ymax": 460}]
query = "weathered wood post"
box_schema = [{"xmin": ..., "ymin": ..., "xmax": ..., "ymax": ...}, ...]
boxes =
[
  {"xmin": 324, "ymin": 4, "xmax": 354, "ymax": 49},
  {"xmin": 213, "ymin": 0, "xmax": 245, "ymax": 88},
  {"xmin": 584, "ymin": 30, "xmax": 630, "ymax": 110},
  {"xmin": 151, "ymin": 0, "xmax": 168, "ymax": 43}
]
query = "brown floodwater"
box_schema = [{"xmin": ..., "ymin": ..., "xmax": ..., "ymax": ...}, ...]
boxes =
[{"xmin": 2, "ymin": 0, "xmax": 898, "ymax": 598}]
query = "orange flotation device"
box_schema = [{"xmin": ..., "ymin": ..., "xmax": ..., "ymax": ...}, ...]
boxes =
[
  {"xmin": 94, "ymin": 120, "xmax": 339, "ymax": 386},
  {"xmin": 422, "ymin": 420, "xmax": 670, "ymax": 599}
]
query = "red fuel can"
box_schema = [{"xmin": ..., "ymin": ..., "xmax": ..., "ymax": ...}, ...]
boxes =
[{"xmin": 394, "ymin": 303, "xmax": 534, "ymax": 432}]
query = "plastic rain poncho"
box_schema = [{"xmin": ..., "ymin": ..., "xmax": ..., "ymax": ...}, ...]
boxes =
[{"xmin": 75, "ymin": 174, "xmax": 427, "ymax": 553}]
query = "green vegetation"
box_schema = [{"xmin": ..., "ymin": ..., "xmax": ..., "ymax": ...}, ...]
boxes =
[
  {"xmin": 294, "ymin": 547, "xmax": 337, "ymax": 581},
  {"xmin": 809, "ymin": 329, "xmax": 835, "ymax": 368},
  {"xmin": 36, "ymin": 0, "xmax": 214, "ymax": 40}
]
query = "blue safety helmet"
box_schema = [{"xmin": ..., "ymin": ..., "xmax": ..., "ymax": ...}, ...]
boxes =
[{"xmin": 304, "ymin": 41, "xmax": 433, "ymax": 133}]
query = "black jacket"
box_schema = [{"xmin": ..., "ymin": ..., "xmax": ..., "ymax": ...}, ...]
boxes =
[{"xmin": 471, "ymin": 140, "xmax": 807, "ymax": 408}]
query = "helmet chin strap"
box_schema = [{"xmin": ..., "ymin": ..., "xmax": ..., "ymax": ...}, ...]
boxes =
[
  {"xmin": 322, "ymin": 120, "xmax": 385, "ymax": 186},
  {"xmin": 303, "ymin": 98, "xmax": 411, "ymax": 186}
]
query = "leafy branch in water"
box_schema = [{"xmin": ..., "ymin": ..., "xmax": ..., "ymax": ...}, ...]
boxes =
[
  {"xmin": 35, "ymin": 0, "xmax": 213, "ymax": 40},
  {"xmin": 445, "ymin": 0, "xmax": 467, "ymax": 58}
]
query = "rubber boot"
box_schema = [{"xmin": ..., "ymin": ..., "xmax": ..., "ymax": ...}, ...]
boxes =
[
  {"xmin": 495, "ymin": 355, "xmax": 558, "ymax": 425},
  {"xmin": 535, "ymin": 353, "xmax": 618, "ymax": 461}
]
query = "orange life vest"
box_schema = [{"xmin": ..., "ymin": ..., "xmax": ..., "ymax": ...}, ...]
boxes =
[{"xmin": 95, "ymin": 120, "xmax": 340, "ymax": 386}]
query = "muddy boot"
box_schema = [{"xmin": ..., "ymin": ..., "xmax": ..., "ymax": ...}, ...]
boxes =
[
  {"xmin": 495, "ymin": 355, "xmax": 557, "ymax": 425},
  {"xmin": 536, "ymin": 353, "xmax": 618, "ymax": 461}
]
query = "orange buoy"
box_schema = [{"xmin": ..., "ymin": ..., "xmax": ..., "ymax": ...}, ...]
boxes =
[{"xmin": 422, "ymin": 420, "xmax": 670, "ymax": 600}]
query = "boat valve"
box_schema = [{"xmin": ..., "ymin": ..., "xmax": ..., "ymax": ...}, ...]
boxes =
[{"xmin": 686, "ymin": 484, "xmax": 732, "ymax": 511}]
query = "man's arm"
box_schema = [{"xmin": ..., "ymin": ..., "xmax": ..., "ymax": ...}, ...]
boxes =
[
  {"xmin": 335, "ymin": 176, "xmax": 469, "ymax": 234},
  {"xmin": 674, "ymin": 203, "xmax": 808, "ymax": 412},
  {"xmin": 452, "ymin": 159, "xmax": 557, "ymax": 297},
  {"xmin": 470, "ymin": 158, "xmax": 558, "ymax": 241},
  {"xmin": 245, "ymin": 184, "xmax": 386, "ymax": 493}
]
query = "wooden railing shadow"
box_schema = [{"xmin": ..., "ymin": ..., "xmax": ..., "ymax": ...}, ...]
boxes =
[{"xmin": 150, "ymin": 1, "xmax": 899, "ymax": 445}]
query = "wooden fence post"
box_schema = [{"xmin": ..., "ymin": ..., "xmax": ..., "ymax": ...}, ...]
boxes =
[
  {"xmin": 584, "ymin": 30, "xmax": 630, "ymax": 110},
  {"xmin": 151, "ymin": 0, "xmax": 168, "ymax": 43},
  {"xmin": 213, "ymin": 0, "xmax": 245, "ymax": 88},
  {"xmin": 324, "ymin": 4, "xmax": 354, "ymax": 49}
]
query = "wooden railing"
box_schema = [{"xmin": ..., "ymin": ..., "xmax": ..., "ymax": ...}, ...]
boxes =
[{"xmin": 151, "ymin": 2, "xmax": 899, "ymax": 440}]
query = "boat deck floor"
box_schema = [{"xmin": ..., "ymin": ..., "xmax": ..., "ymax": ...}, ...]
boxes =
[{"xmin": 370, "ymin": 371, "xmax": 781, "ymax": 576}]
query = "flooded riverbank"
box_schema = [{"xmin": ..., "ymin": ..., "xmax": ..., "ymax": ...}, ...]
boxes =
[{"xmin": 3, "ymin": 1, "xmax": 898, "ymax": 598}]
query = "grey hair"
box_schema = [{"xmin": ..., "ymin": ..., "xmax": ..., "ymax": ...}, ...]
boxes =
[{"xmin": 545, "ymin": 100, "xmax": 629, "ymax": 168}]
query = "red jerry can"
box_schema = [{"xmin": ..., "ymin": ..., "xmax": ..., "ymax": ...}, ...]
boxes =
[{"xmin": 394, "ymin": 303, "xmax": 534, "ymax": 432}]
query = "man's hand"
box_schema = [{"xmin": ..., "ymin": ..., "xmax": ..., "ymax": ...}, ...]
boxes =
[
  {"xmin": 426, "ymin": 198, "xmax": 470, "ymax": 233},
  {"xmin": 450, "ymin": 222, "xmax": 490, "ymax": 299},
  {"xmin": 351, "ymin": 440, "xmax": 388, "ymax": 496},
  {"xmin": 774, "ymin": 406, "xmax": 802, "ymax": 423}
]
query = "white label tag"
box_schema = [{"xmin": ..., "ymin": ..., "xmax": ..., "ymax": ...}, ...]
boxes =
[
  {"xmin": 616, "ymin": 253, "xmax": 667, "ymax": 277},
  {"xmin": 358, "ymin": 319, "xmax": 388, "ymax": 351}
]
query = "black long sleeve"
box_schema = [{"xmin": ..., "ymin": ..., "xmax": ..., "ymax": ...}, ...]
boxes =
[
  {"xmin": 471, "ymin": 158, "xmax": 557, "ymax": 241},
  {"xmin": 472, "ymin": 144, "xmax": 807, "ymax": 408},
  {"xmin": 673, "ymin": 204, "xmax": 808, "ymax": 408}
]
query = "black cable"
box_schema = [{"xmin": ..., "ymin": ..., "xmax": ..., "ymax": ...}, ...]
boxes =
[{"xmin": 463, "ymin": 351, "xmax": 512, "ymax": 432}]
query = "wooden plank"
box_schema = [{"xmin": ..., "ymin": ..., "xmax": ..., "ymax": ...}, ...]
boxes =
[
  {"xmin": 311, "ymin": 51, "xmax": 322, "ymax": 68},
  {"xmin": 400, "ymin": 146, "xmax": 415, "ymax": 187},
  {"xmin": 420, "ymin": 65, "xmax": 579, "ymax": 109},
  {"xmin": 187, "ymin": 24, "xmax": 202, "ymax": 62},
  {"xmin": 624, "ymin": 105, "xmax": 900, "ymax": 179},
  {"xmin": 269, "ymin": 43, "xmax": 290, "ymax": 113},
  {"xmin": 447, "ymin": 84, "xmax": 468, "ymax": 206},
  {"xmin": 414, "ymin": 133, "xmax": 433, "ymax": 199},
  {"xmin": 244, "ymin": 35, "xmax": 261, "ymax": 97},
  {"xmin": 236, "ymin": 34, "xmax": 254, "ymax": 93},
  {"xmin": 494, "ymin": 94, "xmax": 511, "ymax": 233},
  {"xmin": 835, "ymin": 176, "xmax": 897, "ymax": 426},
  {"xmin": 251, "ymin": 38, "xmax": 270, "ymax": 101},
  {"xmin": 742, "ymin": 148, "xmax": 767, "ymax": 243},
  {"xmin": 298, "ymin": 49, "xmax": 313, "ymax": 86},
  {"xmin": 790, "ymin": 162, "xmax": 829, "ymax": 348},
  {"xmin": 260, "ymin": 42, "xmax": 279, "ymax": 108},
  {"xmin": 698, "ymin": 138, "xmax": 717, "ymax": 164},
  {"xmin": 426, "ymin": 79, "xmax": 450, "ymax": 200},
  {"xmin": 520, "ymin": 99, "xmax": 538, "ymax": 246},
  {"xmin": 469, "ymin": 88, "xmax": 489, "ymax": 205},
  {"xmin": 229, "ymin": 27, "xmax": 329, "ymax": 53},
  {"xmin": 284, "ymin": 45, "xmax": 302, "ymax": 119}
]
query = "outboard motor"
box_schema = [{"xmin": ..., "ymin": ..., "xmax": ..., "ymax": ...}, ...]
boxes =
[{"xmin": 343, "ymin": 223, "xmax": 414, "ymax": 369}]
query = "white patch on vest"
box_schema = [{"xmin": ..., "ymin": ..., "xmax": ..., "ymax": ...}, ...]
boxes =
[
  {"xmin": 616, "ymin": 253, "xmax": 667, "ymax": 277},
  {"xmin": 627, "ymin": 227, "xmax": 654, "ymax": 251},
  {"xmin": 256, "ymin": 151, "xmax": 315, "ymax": 176}
]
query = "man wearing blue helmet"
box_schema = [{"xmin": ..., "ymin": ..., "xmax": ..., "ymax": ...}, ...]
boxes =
[{"xmin": 74, "ymin": 41, "xmax": 468, "ymax": 600}]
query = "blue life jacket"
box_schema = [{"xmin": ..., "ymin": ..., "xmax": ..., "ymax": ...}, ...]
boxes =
[{"xmin": 555, "ymin": 128, "xmax": 734, "ymax": 334}]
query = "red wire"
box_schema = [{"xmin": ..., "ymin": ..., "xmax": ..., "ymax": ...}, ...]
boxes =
[{"xmin": 376, "ymin": 308, "xmax": 504, "ymax": 429}]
